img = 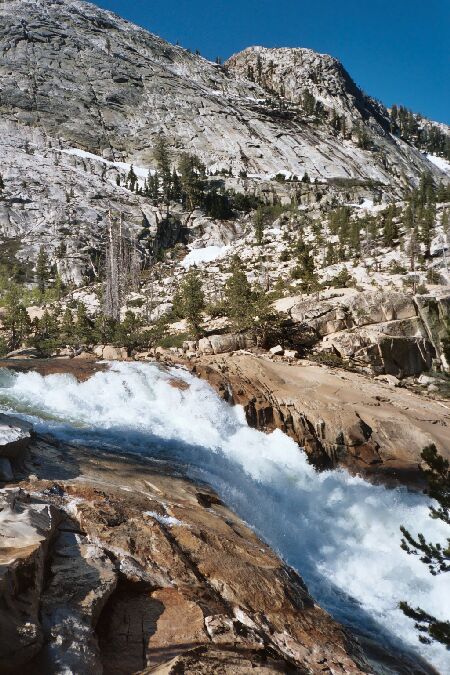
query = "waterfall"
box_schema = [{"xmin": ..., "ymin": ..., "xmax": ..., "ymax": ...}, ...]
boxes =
[{"xmin": 0, "ymin": 362, "xmax": 448, "ymax": 671}]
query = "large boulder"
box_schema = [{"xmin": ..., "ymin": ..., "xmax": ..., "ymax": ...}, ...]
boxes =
[
  {"xmin": 287, "ymin": 290, "xmax": 445, "ymax": 377},
  {"xmin": 197, "ymin": 334, "xmax": 255, "ymax": 355},
  {"xmin": 0, "ymin": 414, "xmax": 34, "ymax": 460},
  {"xmin": 321, "ymin": 318, "xmax": 435, "ymax": 377},
  {"xmin": 97, "ymin": 345, "xmax": 129, "ymax": 361}
]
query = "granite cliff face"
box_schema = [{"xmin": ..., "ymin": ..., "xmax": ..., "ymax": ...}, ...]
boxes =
[
  {"xmin": 0, "ymin": 0, "xmax": 448, "ymax": 282},
  {"xmin": 0, "ymin": 0, "xmax": 440, "ymax": 180}
]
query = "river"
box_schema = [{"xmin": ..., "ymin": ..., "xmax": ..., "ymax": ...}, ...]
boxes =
[{"xmin": 0, "ymin": 361, "xmax": 448, "ymax": 672}]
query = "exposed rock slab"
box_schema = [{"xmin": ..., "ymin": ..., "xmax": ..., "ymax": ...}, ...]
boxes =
[
  {"xmin": 283, "ymin": 289, "xmax": 450, "ymax": 376},
  {"xmin": 192, "ymin": 353, "xmax": 450, "ymax": 483},
  {"xmin": 0, "ymin": 435, "xmax": 371, "ymax": 674}
]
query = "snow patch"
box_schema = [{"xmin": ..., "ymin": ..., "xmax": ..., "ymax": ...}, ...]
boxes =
[
  {"xmin": 60, "ymin": 147, "xmax": 153, "ymax": 184},
  {"xmin": 182, "ymin": 245, "xmax": 229, "ymax": 268},
  {"xmin": 426, "ymin": 154, "xmax": 450, "ymax": 175}
]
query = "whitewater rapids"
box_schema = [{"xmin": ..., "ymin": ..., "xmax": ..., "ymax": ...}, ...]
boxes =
[{"xmin": 0, "ymin": 362, "xmax": 448, "ymax": 671}]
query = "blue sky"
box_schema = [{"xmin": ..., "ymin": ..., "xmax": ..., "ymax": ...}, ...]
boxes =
[{"xmin": 94, "ymin": 0, "xmax": 449, "ymax": 124}]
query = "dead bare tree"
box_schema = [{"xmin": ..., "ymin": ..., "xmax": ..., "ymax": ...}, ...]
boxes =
[{"xmin": 104, "ymin": 210, "xmax": 141, "ymax": 320}]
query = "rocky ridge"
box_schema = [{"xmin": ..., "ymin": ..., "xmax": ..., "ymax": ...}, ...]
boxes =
[{"xmin": 0, "ymin": 0, "xmax": 449, "ymax": 281}]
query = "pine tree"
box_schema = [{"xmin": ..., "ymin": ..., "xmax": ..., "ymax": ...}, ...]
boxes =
[
  {"xmin": 256, "ymin": 54, "xmax": 263, "ymax": 82},
  {"xmin": 356, "ymin": 125, "xmax": 371, "ymax": 150},
  {"xmin": 291, "ymin": 236, "xmax": 320, "ymax": 292},
  {"xmin": 419, "ymin": 203, "xmax": 435, "ymax": 256},
  {"xmin": 382, "ymin": 205, "xmax": 399, "ymax": 246},
  {"xmin": 75, "ymin": 302, "xmax": 94, "ymax": 343},
  {"xmin": 53, "ymin": 273, "xmax": 65, "ymax": 300},
  {"xmin": 31, "ymin": 308, "xmax": 60, "ymax": 352},
  {"xmin": 178, "ymin": 153, "xmax": 205, "ymax": 210},
  {"xmin": 302, "ymin": 91, "xmax": 316, "ymax": 117},
  {"xmin": 2, "ymin": 287, "xmax": 31, "ymax": 350},
  {"xmin": 154, "ymin": 134, "xmax": 172, "ymax": 202},
  {"xmin": 127, "ymin": 165, "xmax": 138, "ymax": 192},
  {"xmin": 399, "ymin": 445, "xmax": 450, "ymax": 648},
  {"xmin": 94, "ymin": 312, "xmax": 118, "ymax": 345},
  {"xmin": 171, "ymin": 169, "xmax": 182, "ymax": 201},
  {"xmin": 174, "ymin": 267, "xmax": 205, "ymax": 337},
  {"xmin": 117, "ymin": 310, "xmax": 142, "ymax": 350},
  {"xmin": 36, "ymin": 245, "xmax": 50, "ymax": 295},
  {"xmin": 302, "ymin": 172, "xmax": 310, "ymax": 184},
  {"xmin": 61, "ymin": 308, "xmax": 75, "ymax": 345},
  {"xmin": 225, "ymin": 256, "xmax": 254, "ymax": 331}
]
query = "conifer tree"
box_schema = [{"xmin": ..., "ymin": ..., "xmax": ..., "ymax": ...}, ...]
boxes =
[
  {"xmin": 171, "ymin": 169, "xmax": 182, "ymax": 201},
  {"xmin": 36, "ymin": 245, "xmax": 50, "ymax": 295},
  {"xmin": 173, "ymin": 267, "xmax": 205, "ymax": 337},
  {"xmin": 382, "ymin": 205, "xmax": 399, "ymax": 246},
  {"xmin": 61, "ymin": 307, "xmax": 75, "ymax": 345},
  {"xmin": 127, "ymin": 165, "xmax": 138, "ymax": 192},
  {"xmin": 178, "ymin": 153, "xmax": 205, "ymax": 210},
  {"xmin": 53, "ymin": 273, "xmax": 65, "ymax": 301},
  {"xmin": 225, "ymin": 256, "xmax": 254, "ymax": 331},
  {"xmin": 292, "ymin": 236, "xmax": 320, "ymax": 292},
  {"xmin": 2, "ymin": 287, "xmax": 31, "ymax": 350},
  {"xmin": 75, "ymin": 302, "xmax": 94, "ymax": 343},
  {"xmin": 154, "ymin": 134, "xmax": 172, "ymax": 202},
  {"xmin": 399, "ymin": 445, "xmax": 450, "ymax": 648},
  {"xmin": 31, "ymin": 308, "xmax": 60, "ymax": 352}
]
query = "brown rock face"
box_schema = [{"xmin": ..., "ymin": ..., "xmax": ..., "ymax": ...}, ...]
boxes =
[
  {"xmin": 192, "ymin": 353, "xmax": 450, "ymax": 484},
  {"xmin": 0, "ymin": 358, "xmax": 107, "ymax": 382},
  {"xmin": 0, "ymin": 435, "xmax": 370, "ymax": 675}
]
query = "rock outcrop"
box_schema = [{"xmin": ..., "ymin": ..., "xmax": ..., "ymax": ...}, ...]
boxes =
[
  {"xmin": 281, "ymin": 289, "xmax": 450, "ymax": 377},
  {"xmin": 0, "ymin": 413, "xmax": 34, "ymax": 480},
  {"xmin": 192, "ymin": 352, "xmax": 450, "ymax": 483},
  {"xmin": 0, "ymin": 431, "xmax": 372, "ymax": 674}
]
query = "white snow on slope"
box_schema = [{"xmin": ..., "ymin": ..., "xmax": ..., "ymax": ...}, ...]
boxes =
[
  {"xmin": 346, "ymin": 198, "xmax": 385, "ymax": 213},
  {"xmin": 60, "ymin": 147, "xmax": 153, "ymax": 183},
  {"xmin": 426, "ymin": 154, "xmax": 450, "ymax": 175},
  {"xmin": 182, "ymin": 245, "xmax": 229, "ymax": 268}
]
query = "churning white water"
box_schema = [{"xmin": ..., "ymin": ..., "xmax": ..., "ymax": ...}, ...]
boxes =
[{"xmin": 0, "ymin": 362, "xmax": 448, "ymax": 671}]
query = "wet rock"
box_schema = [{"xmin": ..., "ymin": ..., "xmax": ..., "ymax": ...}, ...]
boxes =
[
  {"xmin": 5, "ymin": 347, "xmax": 41, "ymax": 359},
  {"xmin": 192, "ymin": 352, "xmax": 450, "ymax": 484},
  {"xmin": 1, "ymin": 439, "xmax": 369, "ymax": 674},
  {"xmin": 0, "ymin": 413, "xmax": 34, "ymax": 459},
  {"xmin": 0, "ymin": 457, "xmax": 14, "ymax": 481}
]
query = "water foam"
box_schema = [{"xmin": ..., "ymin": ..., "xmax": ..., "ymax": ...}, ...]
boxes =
[{"xmin": 0, "ymin": 362, "xmax": 448, "ymax": 671}]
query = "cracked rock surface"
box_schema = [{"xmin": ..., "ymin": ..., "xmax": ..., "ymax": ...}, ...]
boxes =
[{"xmin": 0, "ymin": 434, "xmax": 372, "ymax": 674}]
